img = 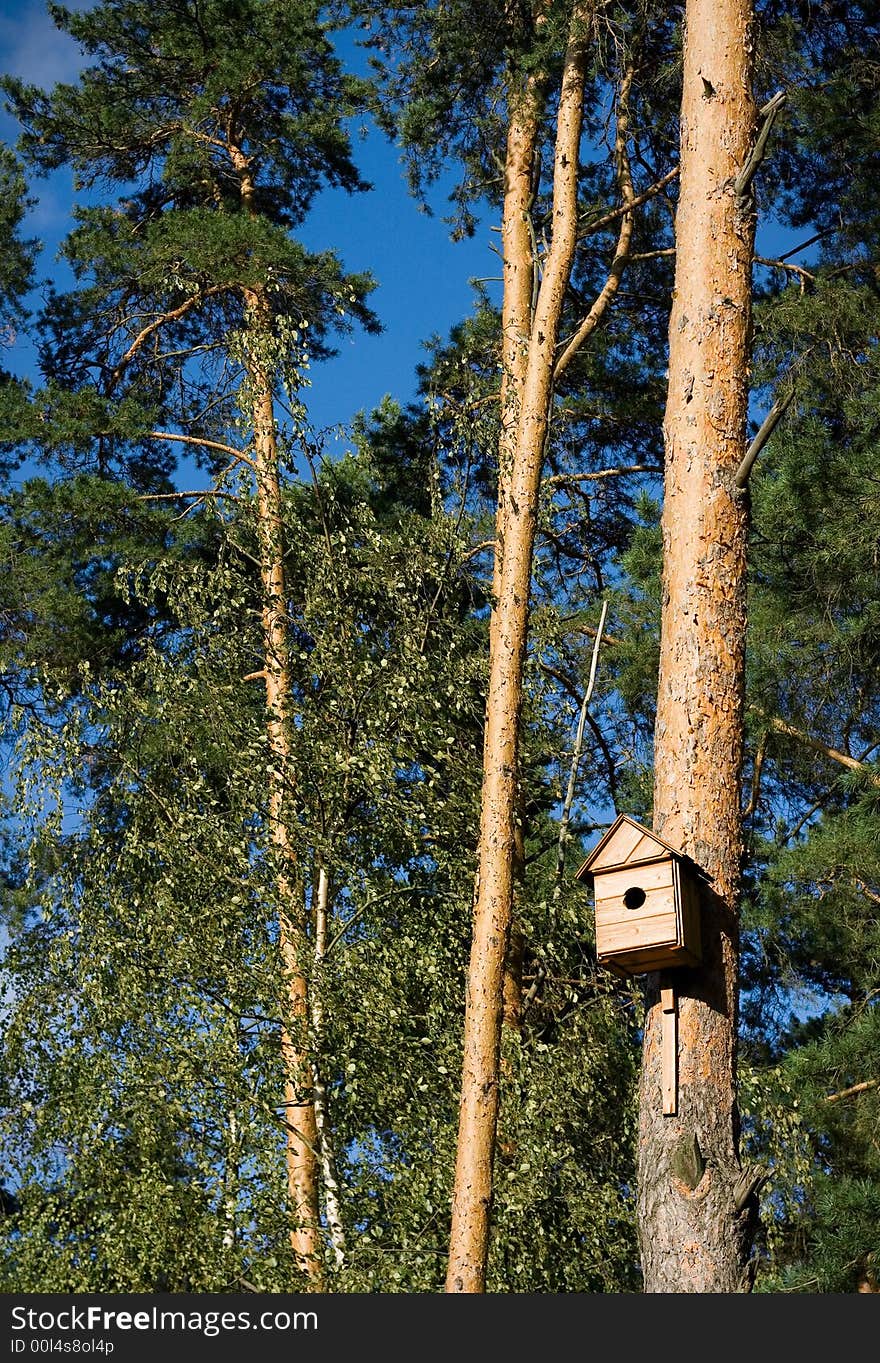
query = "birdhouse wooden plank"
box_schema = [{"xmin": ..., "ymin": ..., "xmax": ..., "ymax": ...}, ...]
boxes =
[{"xmin": 575, "ymin": 814, "xmax": 706, "ymax": 975}]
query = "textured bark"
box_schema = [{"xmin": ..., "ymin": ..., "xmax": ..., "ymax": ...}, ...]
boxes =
[
  {"xmin": 496, "ymin": 73, "xmax": 544, "ymax": 1036},
  {"xmin": 445, "ymin": 2, "xmax": 593, "ymax": 1293},
  {"xmin": 244, "ymin": 283, "xmax": 323, "ymax": 1289},
  {"xmin": 637, "ymin": 0, "xmax": 758, "ymax": 1292},
  {"xmin": 232, "ymin": 131, "xmax": 324, "ymax": 1284}
]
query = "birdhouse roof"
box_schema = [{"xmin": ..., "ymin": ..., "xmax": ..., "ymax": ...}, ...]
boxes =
[{"xmin": 575, "ymin": 813, "xmax": 703, "ymax": 882}]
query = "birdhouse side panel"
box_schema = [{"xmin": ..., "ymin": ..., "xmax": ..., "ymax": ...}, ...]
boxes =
[{"xmin": 673, "ymin": 861, "xmax": 703, "ymax": 963}]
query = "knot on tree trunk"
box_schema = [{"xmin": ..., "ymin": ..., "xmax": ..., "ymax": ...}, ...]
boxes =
[{"xmin": 671, "ymin": 1130, "xmax": 706, "ymax": 1191}]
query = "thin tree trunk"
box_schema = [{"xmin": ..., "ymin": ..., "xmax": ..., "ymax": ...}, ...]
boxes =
[
  {"xmin": 638, "ymin": 0, "xmax": 759, "ymax": 1292},
  {"xmin": 493, "ymin": 61, "xmax": 546, "ymax": 611},
  {"xmin": 445, "ymin": 1, "xmax": 594, "ymax": 1293},
  {"xmin": 231, "ymin": 134, "xmax": 324, "ymax": 1287},
  {"xmin": 312, "ymin": 863, "xmax": 347, "ymax": 1267},
  {"xmin": 242, "ymin": 281, "xmax": 324, "ymax": 1289},
  {"xmin": 495, "ymin": 59, "xmax": 544, "ymax": 1029}
]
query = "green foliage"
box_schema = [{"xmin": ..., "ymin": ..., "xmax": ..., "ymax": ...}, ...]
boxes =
[
  {"xmin": 2, "ymin": 0, "xmax": 879, "ymax": 1298},
  {"xmin": 0, "ymin": 439, "xmax": 641, "ymax": 1289}
]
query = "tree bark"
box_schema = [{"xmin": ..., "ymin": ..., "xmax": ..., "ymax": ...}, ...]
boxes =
[
  {"xmin": 495, "ymin": 65, "xmax": 544, "ymax": 1037},
  {"xmin": 312, "ymin": 863, "xmax": 347, "ymax": 1267},
  {"xmin": 445, "ymin": 0, "xmax": 594, "ymax": 1293},
  {"xmin": 243, "ymin": 282, "xmax": 324, "ymax": 1289},
  {"xmin": 232, "ymin": 131, "xmax": 324, "ymax": 1286},
  {"xmin": 638, "ymin": 0, "xmax": 759, "ymax": 1292}
]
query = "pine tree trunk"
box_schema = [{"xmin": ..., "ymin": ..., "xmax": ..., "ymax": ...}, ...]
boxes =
[
  {"xmin": 495, "ymin": 65, "xmax": 544, "ymax": 1040},
  {"xmin": 243, "ymin": 284, "xmax": 324, "ymax": 1289},
  {"xmin": 637, "ymin": 0, "xmax": 759, "ymax": 1292},
  {"xmin": 445, "ymin": 3, "xmax": 593, "ymax": 1292}
]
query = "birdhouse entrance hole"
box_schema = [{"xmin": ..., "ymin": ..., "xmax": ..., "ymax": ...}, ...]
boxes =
[{"xmin": 623, "ymin": 886, "xmax": 646, "ymax": 910}]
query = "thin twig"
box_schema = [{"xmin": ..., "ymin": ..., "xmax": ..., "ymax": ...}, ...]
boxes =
[{"xmin": 554, "ymin": 598, "xmax": 609, "ymax": 888}]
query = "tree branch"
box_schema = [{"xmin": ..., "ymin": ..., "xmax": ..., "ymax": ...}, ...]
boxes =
[
  {"xmin": 742, "ymin": 729, "xmax": 768, "ymax": 824},
  {"xmin": 108, "ymin": 285, "xmax": 227, "ymax": 389},
  {"xmin": 544, "ymin": 463, "xmax": 657, "ymax": 487},
  {"xmin": 754, "ymin": 255, "xmax": 815, "ymax": 290},
  {"xmin": 578, "ymin": 166, "xmax": 679, "ymax": 239},
  {"xmin": 554, "ymin": 597, "xmax": 609, "ymax": 886},
  {"xmin": 734, "ymin": 90, "xmax": 786, "ymax": 205},
  {"xmin": 765, "ymin": 714, "xmax": 880, "ymax": 787},
  {"xmin": 147, "ymin": 430, "xmax": 258, "ymax": 471},
  {"xmin": 734, "ymin": 387, "xmax": 795, "ymax": 489},
  {"xmin": 555, "ymin": 65, "xmax": 636, "ymax": 381},
  {"xmin": 825, "ymin": 1078, "xmax": 878, "ymax": 1104}
]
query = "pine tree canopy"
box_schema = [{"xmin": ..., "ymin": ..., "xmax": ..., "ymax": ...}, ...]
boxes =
[{"xmin": 0, "ymin": 0, "xmax": 877, "ymax": 1296}]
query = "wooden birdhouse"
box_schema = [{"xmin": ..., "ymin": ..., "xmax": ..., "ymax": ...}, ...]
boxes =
[{"xmin": 575, "ymin": 813, "xmax": 705, "ymax": 976}]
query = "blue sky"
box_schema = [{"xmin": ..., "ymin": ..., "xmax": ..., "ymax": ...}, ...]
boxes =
[
  {"xmin": 0, "ymin": 0, "xmax": 496, "ymax": 462},
  {"xmin": 0, "ymin": 1, "xmax": 802, "ymax": 463}
]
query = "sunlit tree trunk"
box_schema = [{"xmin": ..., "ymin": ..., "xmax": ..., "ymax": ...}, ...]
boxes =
[
  {"xmin": 312, "ymin": 863, "xmax": 347, "ymax": 1267},
  {"xmin": 637, "ymin": 0, "xmax": 760, "ymax": 1292},
  {"xmin": 445, "ymin": 0, "xmax": 594, "ymax": 1292},
  {"xmin": 243, "ymin": 280, "xmax": 323, "ymax": 1289}
]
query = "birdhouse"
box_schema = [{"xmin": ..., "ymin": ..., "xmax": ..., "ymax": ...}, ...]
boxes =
[{"xmin": 575, "ymin": 814, "xmax": 705, "ymax": 976}]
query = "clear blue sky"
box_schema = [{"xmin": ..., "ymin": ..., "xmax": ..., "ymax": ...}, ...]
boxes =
[{"xmin": 0, "ymin": 0, "xmax": 496, "ymax": 463}]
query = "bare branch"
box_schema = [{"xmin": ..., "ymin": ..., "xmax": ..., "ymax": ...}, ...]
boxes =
[
  {"xmin": 777, "ymin": 228, "xmax": 833, "ymax": 263},
  {"xmin": 734, "ymin": 387, "xmax": 795, "ymax": 489},
  {"xmin": 766, "ymin": 714, "xmax": 880, "ymax": 788},
  {"xmin": 754, "ymin": 255, "xmax": 816, "ymax": 288},
  {"xmin": 554, "ymin": 599, "xmax": 609, "ymax": 887},
  {"xmin": 734, "ymin": 90, "xmax": 786, "ymax": 204},
  {"xmin": 555, "ymin": 65, "xmax": 636, "ymax": 380},
  {"xmin": 544, "ymin": 463, "xmax": 657, "ymax": 487},
  {"xmin": 742, "ymin": 729, "xmax": 768, "ymax": 824},
  {"xmin": 108, "ymin": 285, "xmax": 227, "ymax": 389},
  {"xmin": 148, "ymin": 430, "xmax": 258, "ymax": 471},
  {"xmin": 578, "ymin": 166, "xmax": 679, "ymax": 239},
  {"xmin": 825, "ymin": 1078, "xmax": 879, "ymax": 1104},
  {"xmin": 136, "ymin": 488, "xmax": 241, "ymax": 502}
]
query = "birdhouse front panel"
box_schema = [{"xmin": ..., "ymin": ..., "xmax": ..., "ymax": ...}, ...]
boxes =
[
  {"xmin": 575, "ymin": 813, "xmax": 704, "ymax": 975},
  {"xmin": 593, "ymin": 858, "xmax": 701, "ymax": 972}
]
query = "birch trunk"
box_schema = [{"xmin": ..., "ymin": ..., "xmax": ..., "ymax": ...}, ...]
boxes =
[
  {"xmin": 637, "ymin": 0, "xmax": 759, "ymax": 1292},
  {"xmin": 312, "ymin": 864, "xmax": 347, "ymax": 1267},
  {"xmin": 445, "ymin": 1, "xmax": 594, "ymax": 1292}
]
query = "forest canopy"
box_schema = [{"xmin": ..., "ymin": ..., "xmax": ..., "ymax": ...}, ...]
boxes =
[{"xmin": 0, "ymin": 0, "xmax": 877, "ymax": 1295}]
